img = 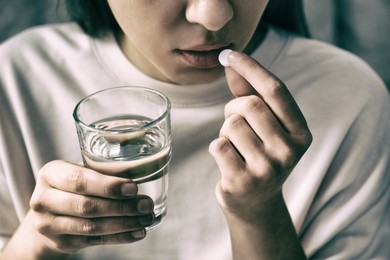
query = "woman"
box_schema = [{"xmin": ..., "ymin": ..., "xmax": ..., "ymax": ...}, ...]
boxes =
[{"xmin": 0, "ymin": 0, "xmax": 388, "ymax": 259}]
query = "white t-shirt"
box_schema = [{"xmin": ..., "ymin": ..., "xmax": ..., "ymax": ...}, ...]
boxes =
[{"xmin": 0, "ymin": 23, "xmax": 389, "ymax": 259}]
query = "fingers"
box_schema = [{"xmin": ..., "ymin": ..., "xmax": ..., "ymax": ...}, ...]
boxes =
[
  {"xmin": 226, "ymin": 51, "xmax": 309, "ymax": 135},
  {"xmin": 38, "ymin": 161, "xmax": 137, "ymax": 199},
  {"xmin": 224, "ymin": 95, "xmax": 288, "ymax": 148},
  {"xmin": 209, "ymin": 115, "xmax": 269, "ymax": 193},
  {"xmin": 41, "ymin": 228, "xmax": 146, "ymax": 253},
  {"xmin": 224, "ymin": 66, "xmax": 256, "ymax": 97},
  {"xmin": 31, "ymin": 188, "xmax": 154, "ymax": 218},
  {"xmin": 209, "ymin": 137, "xmax": 246, "ymax": 185},
  {"xmin": 31, "ymin": 160, "xmax": 155, "ymax": 224},
  {"xmin": 51, "ymin": 230, "xmax": 146, "ymax": 252},
  {"xmin": 29, "ymin": 161, "xmax": 157, "ymax": 253},
  {"xmin": 219, "ymin": 114, "xmax": 265, "ymax": 163},
  {"xmin": 25, "ymin": 210, "xmax": 147, "ymax": 254},
  {"xmin": 35, "ymin": 213, "xmax": 154, "ymax": 237},
  {"xmin": 209, "ymin": 133, "xmax": 273, "ymax": 197},
  {"xmin": 217, "ymin": 110, "xmax": 303, "ymax": 175}
]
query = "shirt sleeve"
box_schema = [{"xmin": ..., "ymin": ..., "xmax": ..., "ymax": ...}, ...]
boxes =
[
  {"xmin": 300, "ymin": 81, "xmax": 390, "ymax": 259},
  {"xmin": 0, "ymin": 161, "xmax": 20, "ymax": 251}
]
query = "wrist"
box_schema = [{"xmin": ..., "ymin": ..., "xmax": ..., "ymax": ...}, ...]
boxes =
[
  {"xmin": 221, "ymin": 191, "xmax": 286, "ymax": 224},
  {"xmin": 222, "ymin": 192, "xmax": 306, "ymax": 260},
  {"xmin": 2, "ymin": 210, "xmax": 70, "ymax": 260}
]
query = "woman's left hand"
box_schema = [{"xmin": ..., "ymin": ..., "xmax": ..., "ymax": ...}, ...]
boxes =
[{"xmin": 209, "ymin": 51, "xmax": 312, "ymax": 220}]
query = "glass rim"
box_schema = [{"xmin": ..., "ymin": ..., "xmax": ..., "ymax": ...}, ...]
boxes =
[{"xmin": 73, "ymin": 86, "xmax": 171, "ymax": 134}]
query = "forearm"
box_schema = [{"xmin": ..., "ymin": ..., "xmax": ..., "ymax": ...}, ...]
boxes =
[
  {"xmin": 1, "ymin": 210, "xmax": 69, "ymax": 260},
  {"xmin": 225, "ymin": 192, "xmax": 307, "ymax": 260}
]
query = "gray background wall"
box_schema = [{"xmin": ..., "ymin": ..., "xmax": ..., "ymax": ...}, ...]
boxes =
[
  {"xmin": 304, "ymin": 0, "xmax": 390, "ymax": 89},
  {"xmin": 0, "ymin": 0, "xmax": 69, "ymax": 42}
]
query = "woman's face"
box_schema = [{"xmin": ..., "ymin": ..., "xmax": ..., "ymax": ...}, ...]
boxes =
[{"xmin": 107, "ymin": 0, "xmax": 269, "ymax": 85}]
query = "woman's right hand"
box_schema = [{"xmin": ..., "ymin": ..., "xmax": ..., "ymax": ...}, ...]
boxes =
[{"xmin": 29, "ymin": 160, "xmax": 154, "ymax": 254}]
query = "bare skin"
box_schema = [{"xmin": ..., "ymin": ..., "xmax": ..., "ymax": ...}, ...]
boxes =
[
  {"xmin": 1, "ymin": 1, "xmax": 312, "ymax": 258},
  {"xmin": 209, "ymin": 51, "xmax": 312, "ymax": 259},
  {"xmin": 1, "ymin": 52, "xmax": 311, "ymax": 260},
  {"xmin": 1, "ymin": 161, "xmax": 154, "ymax": 259}
]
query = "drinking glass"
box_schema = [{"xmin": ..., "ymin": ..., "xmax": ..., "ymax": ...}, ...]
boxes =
[{"xmin": 73, "ymin": 86, "xmax": 171, "ymax": 230}]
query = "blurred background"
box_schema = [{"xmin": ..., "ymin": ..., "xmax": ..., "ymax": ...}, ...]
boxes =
[
  {"xmin": 304, "ymin": 0, "xmax": 390, "ymax": 91},
  {"xmin": 0, "ymin": 0, "xmax": 389, "ymax": 90}
]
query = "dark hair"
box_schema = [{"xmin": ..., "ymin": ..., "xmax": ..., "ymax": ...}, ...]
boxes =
[
  {"xmin": 261, "ymin": 0, "xmax": 310, "ymax": 37},
  {"xmin": 65, "ymin": 0, "xmax": 120, "ymax": 37},
  {"xmin": 65, "ymin": 0, "xmax": 309, "ymax": 38}
]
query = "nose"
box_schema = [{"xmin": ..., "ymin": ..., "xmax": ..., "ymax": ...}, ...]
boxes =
[{"xmin": 185, "ymin": 0, "xmax": 233, "ymax": 31}]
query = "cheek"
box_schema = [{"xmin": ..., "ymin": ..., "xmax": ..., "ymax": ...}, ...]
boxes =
[
  {"xmin": 118, "ymin": 11, "xmax": 176, "ymax": 48},
  {"xmin": 109, "ymin": 1, "xmax": 173, "ymax": 35},
  {"xmin": 240, "ymin": 1, "xmax": 268, "ymax": 26}
]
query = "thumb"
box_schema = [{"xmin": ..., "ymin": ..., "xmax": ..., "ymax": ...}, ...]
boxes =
[{"xmin": 225, "ymin": 66, "xmax": 256, "ymax": 97}]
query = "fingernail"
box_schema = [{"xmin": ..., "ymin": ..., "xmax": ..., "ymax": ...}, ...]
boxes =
[
  {"xmin": 121, "ymin": 183, "xmax": 137, "ymax": 196},
  {"xmin": 137, "ymin": 198, "xmax": 154, "ymax": 214},
  {"xmin": 138, "ymin": 215, "xmax": 154, "ymax": 226},
  {"xmin": 132, "ymin": 229, "xmax": 146, "ymax": 239}
]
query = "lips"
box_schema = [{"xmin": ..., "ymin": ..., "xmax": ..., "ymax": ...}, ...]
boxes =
[{"xmin": 177, "ymin": 44, "xmax": 231, "ymax": 68}]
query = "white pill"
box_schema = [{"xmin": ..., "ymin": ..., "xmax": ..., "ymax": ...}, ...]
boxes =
[{"xmin": 218, "ymin": 49, "xmax": 233, "ymax": 67}]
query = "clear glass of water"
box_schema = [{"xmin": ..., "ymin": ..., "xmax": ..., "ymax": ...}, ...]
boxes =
[{"xmin": 73, "ymin": 86, "xmax": 171, "ymax": 230}]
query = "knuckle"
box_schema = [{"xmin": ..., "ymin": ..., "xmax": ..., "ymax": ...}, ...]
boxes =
[
  {"xmin": 37, "ymin": 161, "xmax": 57, "ymax": 184},
  {"xmin": 102, "ymin": 181, "xmax": 117, "ymax": 197},
  {"xmin": 280, "ymin": 148, "xmax": 297, "ymax": 168},
  {"xmin": 293, "ymin": 130, "xmax": 313, "ymax": 155},
  {"xmin": 68, "ymin": 169, "xmax": 86, "ymax": 193},
  {"xmin": 29, "ymin": 194, "xmax": 41, "ymax": 211},
  {"xmin": 219, "ymin": 168, "xmax": 250, "ymax": 193},
  {"xmin": 266, "ymin": 78, "xmax": 284, "ymax": 96},
  {"xmin": 273, "ymin": 141, "xmax": 298, "ymax": 169},
  {"xmin": 224, "ymin": 100, "xmax": 234, "ymax": 118},
  {"xmin": 119, "ymin": 201, "xmax": 132, "ymax": 215},
  {"xmin": 36, "ymin": 169, "xmax": 48, "ymax": 184},
  {"xmin": 241, "ymin": 95, "xmax": 262, "ymax": 113},
  {"xmin": 210, "ymin": 137, "xmax": 232, "ymax": 155},
  {"xmin": 217, "ymin": 180, "xmax": 235, "ymax": 197},
  {"xmin": 81, "ymin": 219, "xmax": 99, "ymax": 234},
  {"xmin": 34, "ymin": 215, "xmax": 52, "ymax": 235},
  {"xmin": 39, "ymin": 160, "xmax": 63, "ymax": 172},
  {"xmin": 30, "ymin": 191, "xmax": 48, "ymax": 212},
  {"xmin": 302, "ymin": 131, "xmax": 313, "ymax": 148},
  {"xmin": 215, "ymin": 184, "xmax": 232, "ymax": 209},
  {"xmin": 225, "ymin": 96, "xmax": 263, "ymax": 118},
  {"xmin": 76, "ymin": 197, "xmax": 100, "ymax": 216},
  {"xmin": 252, "ymin": 162, "xmax": 276, "ymax": 181},
  {"xmin": 224, "ymin": 114, "xmax": 245, "ymax": 131}
]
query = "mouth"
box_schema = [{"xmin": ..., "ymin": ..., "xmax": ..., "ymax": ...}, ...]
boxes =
[{"xmin": 176, "ymin": 44, "xmax": 232, "ymax": 69}]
